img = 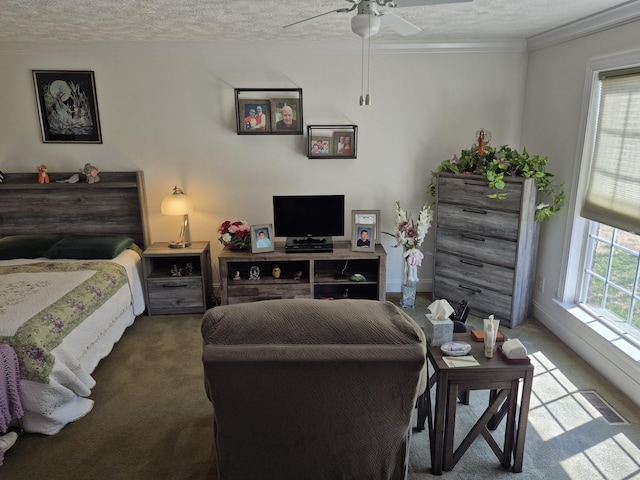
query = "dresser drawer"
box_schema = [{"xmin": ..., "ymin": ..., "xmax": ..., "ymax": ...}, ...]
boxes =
[
  {"xmin": 436, "ymin": 228, "xmax": 516, "ymax": 268},
  {"xmin": 437, "ymin": 203, "xmax": 520, "ymax": 241},
  {"xmin": 433, "ymin": 274, "xmax": 512, "ymax": 324},
  {"xmin": 437, "ymin": 175, "xmax": 523, "ymax": 212},
  {"xmin": 435, "ymin": 251, "xmax": 514, "ymax": 295},
  {"xmin": 147, "ymin": 277, "xmax": 204, "ymax": 313},
  {"xmin": 227, "ymin": 282, "xmax": 311, "ymax": 304}
]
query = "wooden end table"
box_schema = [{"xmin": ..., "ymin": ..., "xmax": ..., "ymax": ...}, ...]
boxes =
[{"xmin": 416, "ymin": 333, "xmax": 534, "ymax": 475}]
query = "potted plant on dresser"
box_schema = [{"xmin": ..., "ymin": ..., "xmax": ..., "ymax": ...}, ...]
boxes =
[{"xmin": 429, "ymin": 130, "xmax": 566, "ymax": 328}]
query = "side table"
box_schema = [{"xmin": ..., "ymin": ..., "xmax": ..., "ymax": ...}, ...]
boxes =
[
  {"xmin": 416, "ymin": 333, "xmax": 534, "ymax": 475},
  {"xmin": 142, "ymin": 241, "xmax": 213, "ymax": 315}
]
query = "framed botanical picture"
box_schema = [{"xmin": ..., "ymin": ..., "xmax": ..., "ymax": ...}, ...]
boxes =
[
  {"xmin": 251, "ymin": 224, "xmax": 275, "ymax": 253},
  {"xmin": 271, "ymin": 98, "xmax": 302, "ymax": 134},
  {"xmin": 352, "ymin": 223, "xmax": 375, "ymax": 252},
  {"xmin": 309, "ymin": 136, "xmax": 332, "ymax": 158},
  {"xmin": 32, "ymin": 70, "xmax": 102, "ymax": 143},
  {"xmin": 351, "ymin": 210, "xmax": 380, "ymax": 243},
  {"xmin": 238, "ymin": 100, "xmax": 270, "ymax": 133},
  {"xmin": 333, "ymin": 131, "xmax": 356, "ymax": 157}
]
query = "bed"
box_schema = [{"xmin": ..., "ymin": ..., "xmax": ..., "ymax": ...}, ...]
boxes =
[{"xmin": 0, "ymin": 171, "xmax": 149, "ymax": 435}]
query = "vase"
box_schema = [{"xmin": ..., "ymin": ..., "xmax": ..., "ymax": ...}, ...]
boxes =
[
  {"xmin": 272, "ymin": 266, "xmax": 281, "ymax": 279},
  {"xmin": 400, "ymin": 255, "xmax": 417, "ymax": 308},
  {"xmin": 224, "ymin": 242, "xmax": 248, "ymax": 251}
]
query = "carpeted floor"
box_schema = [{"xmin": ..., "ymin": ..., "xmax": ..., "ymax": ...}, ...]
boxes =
[{"xmin": 2, "ymin": 294, "xmax": 640, "ymax": 479}]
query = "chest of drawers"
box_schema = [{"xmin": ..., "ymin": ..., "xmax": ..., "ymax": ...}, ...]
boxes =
[{"xmin": 433, "ymin": 173, "xmax": 540, "ymax": 328}]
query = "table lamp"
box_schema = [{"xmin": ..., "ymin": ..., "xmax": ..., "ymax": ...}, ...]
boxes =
[{"xmin": 161, "ymin": 186, "xmax": 193, "ymax": 248}]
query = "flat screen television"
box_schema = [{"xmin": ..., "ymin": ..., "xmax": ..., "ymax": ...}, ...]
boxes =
[{"xmin": 273, "ymin": 195, "xmax": 345, "ymax": 243}]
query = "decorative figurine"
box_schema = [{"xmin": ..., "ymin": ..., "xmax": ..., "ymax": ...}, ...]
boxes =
[
  {"xmin": 233, "ymin": 271, "xmax": 241, "ymax": 281},
  {"xmin": 184, "ymin": 262, "xmax": 194, "ymax": 276},
  {"xmin": 81, "ymin": 163, "xmax": 101, "ymax": 184},
  {"xmin": 249, "ymin": 266, "xmax": 260, "ymax": 280},
  {"xmin": 37, "ymin": 164, "xmax": 50, "ymax": 184},
  {"xmin": 475, "ymin": 128, "xmax": 491, "ymax": 156},
  {"xmin": 272, "ymin": 266, "xmax": 281, "ymax": 279},
  {"xmin": 170, "ymin": 264, "xmax": 182, "ymax": 276},
  {"xmin": 293, "ymin": 270, "xmax": 302, "ymax": 281}
]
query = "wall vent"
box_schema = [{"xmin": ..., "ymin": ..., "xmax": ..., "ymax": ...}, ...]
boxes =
[{"xmin": 579, "ymin": 390, "xmax": 628, "ymax": 425}]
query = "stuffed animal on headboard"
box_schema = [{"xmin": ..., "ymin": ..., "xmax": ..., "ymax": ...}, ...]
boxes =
[
  {"xmin": 81, "ymin": 163, "xmax": 101, "ymax": 184},
  {"xmin": 37, "ymin": 164, "xmax": 50, "ymax": 184}
]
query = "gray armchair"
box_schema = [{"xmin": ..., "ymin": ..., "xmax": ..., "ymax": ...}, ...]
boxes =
[{"xmin": 201, "ymin": 298, "xmax": 427, "ymax": 480}]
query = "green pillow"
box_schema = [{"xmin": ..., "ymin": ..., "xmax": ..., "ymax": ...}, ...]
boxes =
[
  {"xmin": 44, "ymin": 235, "xmax": 135, "ymax": 259},
  {"xmin": 0, "ymin": 235, "xmax": 66, "ymax": 259}
]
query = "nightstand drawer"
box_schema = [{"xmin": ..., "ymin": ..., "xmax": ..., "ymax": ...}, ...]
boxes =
[{"xmin": 147, "ymin": 277, "xmax": 204, "ymax": 313}]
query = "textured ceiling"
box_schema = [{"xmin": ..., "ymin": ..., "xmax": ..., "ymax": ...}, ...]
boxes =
[{"xmin": 0, "ymin": 0, "xmax": 636, "ymax": 43}]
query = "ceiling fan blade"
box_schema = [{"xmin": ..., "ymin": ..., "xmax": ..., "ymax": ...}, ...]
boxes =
[
  {"xmin": 379, "ymin": 11, "xmax": 421, "ymax": 36},
  {"xmin": 393, "ymin": 0, "xmax": 473, "ymax": 7},
  {"xmin": 283, "ymin": 7, "xmax": 351, "ymax": 29}
]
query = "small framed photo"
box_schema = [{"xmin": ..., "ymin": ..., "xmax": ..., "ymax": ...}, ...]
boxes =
[
  {"xmin": 307, "ymin": 125, "xmax": 357, "ymax": 159},
  {"xmin": 32, "ymin": 70, "xmax": 102, "ymax": 143},
  {"xmin": 352, "ymin": 224, "xmax": 375, "ymax": 252},
  {"xmin": 309, "ymin": 136, "xmax": 332, "ymax": 158},
  {"xmin": 333, "ymin": 131, "xmax": 355, "ymax": 157},
  {"xmin": 238, "ymin": 100, "xmax": 270, "ymax": 133},
  {"xmin": 251, "ymin": 224, "xmax": 275, "ymax": 253},
  {"xmin": 352, "ymin": 209, "xmax": 380, "ymax": 242},
  {"xmin": 271, "ymin": 98, "xmax": 302, "ymax": 134}
]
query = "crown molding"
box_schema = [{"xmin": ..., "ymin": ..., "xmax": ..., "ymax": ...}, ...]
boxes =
[{"xmin": 527, "ymin": 0, "xmax": 640, "ymax": 51}]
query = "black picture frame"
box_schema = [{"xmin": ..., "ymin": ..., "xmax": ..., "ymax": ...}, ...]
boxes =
[
  {"xmin": 307, "ymin": 125, "xmax": 358, "ymax": 159},
  {"xmin": 235, "ymin": 88, "xmax": 303, "ymax": 135},
  {"xmin": 32, "ymin": 70, "xmax": 102, "ymax": 143}
]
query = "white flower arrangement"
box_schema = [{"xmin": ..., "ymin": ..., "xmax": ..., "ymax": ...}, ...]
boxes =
[
  {"xmin": 386, "ymin": 201, "xmax": 434, "ymax": 285},
  {"xmin": 389, "ymin": 201, "xmax": 433, "ymax": 250}
]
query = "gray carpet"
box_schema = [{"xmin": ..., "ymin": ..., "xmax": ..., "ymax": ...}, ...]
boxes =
[{"xmin": 2, "ymin": 294, "xmax": 640, "ymax": 479}]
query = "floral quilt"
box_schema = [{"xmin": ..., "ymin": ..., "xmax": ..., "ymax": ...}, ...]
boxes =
[{"xmin": 0, "ymin": 261, "xmax": 128, "ymax": 383}]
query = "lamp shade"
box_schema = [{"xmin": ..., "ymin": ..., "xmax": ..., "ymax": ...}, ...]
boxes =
[
  {"xmin": 351, "ymin": 14, "xmax": 381, "ymax": 39},
  {"xmin": 161, "ymin": 187, "xmax": 193, "ymax": 216}
]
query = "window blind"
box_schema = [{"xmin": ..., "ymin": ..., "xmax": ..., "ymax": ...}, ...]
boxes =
[{"xmin": 581, "ymin": 70, "xmax": 640, "ymax": 234}]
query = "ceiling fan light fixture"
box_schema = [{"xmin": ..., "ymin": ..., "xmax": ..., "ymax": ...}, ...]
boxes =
[{"xmin": 351, "ymin": 14, "xmax": 381, "ymax": 38}]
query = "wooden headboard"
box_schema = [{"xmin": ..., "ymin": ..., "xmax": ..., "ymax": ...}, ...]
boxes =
[{"xmin": 0, "ymin": 171, "xmax": 150, "ymax": 248}]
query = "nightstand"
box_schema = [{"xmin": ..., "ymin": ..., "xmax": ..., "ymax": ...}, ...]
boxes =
[{"xmin": 142, "ymin": 241, "xmax": 213, "ymax": 315}]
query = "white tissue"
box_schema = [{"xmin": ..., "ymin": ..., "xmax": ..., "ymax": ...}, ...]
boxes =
[
  {"xmin": 426, "ymin": 299, "xmax": 454, "ymax": 322},
  {"xmin": 502, "ymin": 339, "xmax": 528, "ymax": 359}
]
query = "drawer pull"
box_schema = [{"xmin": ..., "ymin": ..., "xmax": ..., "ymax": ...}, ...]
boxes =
[
  {"xmin": 458, "ymin": 284, "xmax": 482, "ymax": 294},
  {"xmin": 460, "ymin": 259, "xmax": 483, "ymax": 268},
  {"xmin": 462, "ymin": 207, "xmax": 487, "ymax": 215},
  {"xmin": 162, "ymin": 283, "xmax": 189, "ymax": 288},
  {"xmin": 461, "ymin": 233, "xmax": 485, "ymax": 242}
]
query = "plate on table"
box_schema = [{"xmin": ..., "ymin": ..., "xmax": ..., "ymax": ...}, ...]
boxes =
[{"xmin": 441, "ymin": 341, "xmax": 472, "ymax": 356}]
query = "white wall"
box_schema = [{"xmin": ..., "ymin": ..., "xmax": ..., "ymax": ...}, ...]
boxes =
[
  {"xmin": 0, "ymin": 40, "xmax": 527, "ymax": 290},
  {"xmin": 523, "ymin": 19, "xmax": 640, "ymax": 405}
]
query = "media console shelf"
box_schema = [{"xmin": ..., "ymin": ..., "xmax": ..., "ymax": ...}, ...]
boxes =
[{"xmin": 219, "ymin": 241, "xmax": 386, "ymax": 305}]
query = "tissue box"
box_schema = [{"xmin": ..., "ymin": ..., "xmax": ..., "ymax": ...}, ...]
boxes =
[{"xmin": 425, "ymin": 317, "xmax": 453, "ymax": 347}]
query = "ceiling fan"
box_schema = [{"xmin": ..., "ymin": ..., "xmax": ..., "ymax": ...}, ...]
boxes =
[{"xmin": 283, "ymin": 0, "xmax": 473, "ymax": 39}]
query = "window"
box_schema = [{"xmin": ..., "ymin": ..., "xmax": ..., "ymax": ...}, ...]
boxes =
[
  {"xmin": 577, "ymin": 65, "xmax": 640, "ymax": 345},
  {"xmin": 580, "ymin": 224, "xmax": 640, "ymax": 342}
]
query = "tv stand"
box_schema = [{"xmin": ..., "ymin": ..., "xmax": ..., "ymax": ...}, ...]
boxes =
[
  {"xmin": 218, "ymin": 241, "xmax": 386, "ymax": 304},
  {"xmin": 286, "ymin": 236, "xmax": 333, "ymax": 253}
]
